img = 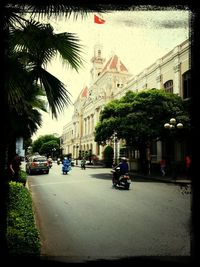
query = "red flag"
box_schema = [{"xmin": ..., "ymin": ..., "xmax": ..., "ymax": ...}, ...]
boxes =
[{"xmin": 94, "ymin": 15, "xmax": 105, "ymax": 24}]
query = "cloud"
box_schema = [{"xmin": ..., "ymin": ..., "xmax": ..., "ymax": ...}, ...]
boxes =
[
  {"xmin": 111, "ymin": 10, "xmax": 190, "ymax": 30},
  {"xmin": 157, "ymin": 19, "xmax": 188, "ymax": 29}
]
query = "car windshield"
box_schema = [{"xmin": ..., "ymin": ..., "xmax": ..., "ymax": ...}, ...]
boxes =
[{"xmin": 33, "ymin": 157, "xmax": 47, "ymax": 162}]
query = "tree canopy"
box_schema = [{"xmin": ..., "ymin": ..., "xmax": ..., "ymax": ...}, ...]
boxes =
[
  {"xmin": 95, "ymin": 89, "xmax": 191, "ymax": 148},
  {"xmin": 32, "ymin": 134, "xmax": 60, "ymax": 155}
]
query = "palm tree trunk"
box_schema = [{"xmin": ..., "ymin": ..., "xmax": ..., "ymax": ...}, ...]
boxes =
[{"xmin": 0, "ymin": 8, "xmax": 10, "ymax": 255}]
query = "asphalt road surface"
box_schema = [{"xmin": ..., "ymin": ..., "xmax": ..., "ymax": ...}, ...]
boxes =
[{"xmin": 27, "ymin": 163, "xmax": 191, "ymax": 263}]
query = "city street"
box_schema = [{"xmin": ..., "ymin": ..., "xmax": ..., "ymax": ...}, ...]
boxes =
[{"xmin": 27, "ymin": 163, "xmax": 191, "ymax": 263}]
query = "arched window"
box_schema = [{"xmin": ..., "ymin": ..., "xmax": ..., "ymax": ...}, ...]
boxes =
[
  {"xmin": 182, "ymin": 70, "xmax": 191, "ymax": 99},
  {"xmin": 164, "ymin": 80, "xmax": 173, "ymax": 93}
]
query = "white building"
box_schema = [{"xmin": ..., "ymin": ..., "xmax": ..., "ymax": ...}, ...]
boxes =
[{"xmin": 61, "ymin": 39, "xmax": 190, "ymax": 169}]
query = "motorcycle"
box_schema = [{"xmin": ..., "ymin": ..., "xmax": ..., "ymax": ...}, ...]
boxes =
[
  {"xmin": 111, "ymin": 167, "xmax": 131, "ymax": 190},
  {"xmin": 62, "ymin": 159, "xmax": 71, "ymax": 175}
]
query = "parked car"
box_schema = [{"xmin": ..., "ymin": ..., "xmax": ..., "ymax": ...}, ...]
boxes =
[{"xmin": 26, "ymin": 155, "xmax": 49, "ymax": 175}]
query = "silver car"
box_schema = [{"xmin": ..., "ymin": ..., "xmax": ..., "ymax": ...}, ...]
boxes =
[{"xmin": 26, "ymin": 155, "xmax": 49, "ymax": 175}]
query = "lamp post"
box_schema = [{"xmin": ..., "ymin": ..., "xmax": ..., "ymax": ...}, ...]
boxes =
[
  {"xmin": 164, "ymin": 118, "xmax": 183, "ymax": 179},
  {"xmin": 113, "ymin": 131, "xmax": 118, "ymax": 166},
  {"xmin": 59, "ymin": 137, "xmax": 63, "ymax": 158},
  {"xmin": 76, "ymin": 145, "xmax": 79, "ymax": 165},
  {"xmin": 52, "ymin": 147, "xmax": 56, "ymax": 160}
]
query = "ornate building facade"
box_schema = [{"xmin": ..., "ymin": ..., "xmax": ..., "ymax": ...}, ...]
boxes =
[{"xmin": 61, "ymin": 39, "xmax": 190, "ymax": 169}]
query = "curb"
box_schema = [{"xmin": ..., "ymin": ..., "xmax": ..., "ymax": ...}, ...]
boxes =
[{"xmin": 130, "ymin": 173, "xmax": 191, "ymax": 185}]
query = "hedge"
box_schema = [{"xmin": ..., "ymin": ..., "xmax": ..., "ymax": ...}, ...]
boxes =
[{"xmin": 7, "ymin": 181, "xmax": 41, "ymax": 256}]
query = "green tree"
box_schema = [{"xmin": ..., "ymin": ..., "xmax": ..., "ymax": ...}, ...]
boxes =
[
  {"xmin": 39, "ymin": 140, "xmax": 59, "ymax": 157},
  {"xmin": 95, "ymin": 89, "xmax": 191, "ymax": 170},
  {"xmin": 3, "ymin": 4, "xmax": 103, "ymax": 173},
  {"xmin": 32, "ymin": 134, "xmax": 59, "ymax": 154}
]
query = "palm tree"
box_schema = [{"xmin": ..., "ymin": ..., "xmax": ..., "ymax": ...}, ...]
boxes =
[
  {"xmin": 1, "ymin": 2, "xmax": 109, "ymax": 255},
  {"xmin": 4, "ymin": 11, "xmax": 87, "ymax": 163}
]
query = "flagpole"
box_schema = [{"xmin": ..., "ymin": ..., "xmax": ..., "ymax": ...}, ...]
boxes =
[{"xmin": 94, "ymin": 14, "xmax": 105, "ymax": 46}]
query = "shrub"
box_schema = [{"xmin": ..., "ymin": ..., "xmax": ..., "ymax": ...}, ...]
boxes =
[
  {"xmin": 7, "ymin": 182, "xmax": 41, "ymax": 256},
  {"xmin": 18, "ymin": 169, "xmax": 27, "ymax": 186}
]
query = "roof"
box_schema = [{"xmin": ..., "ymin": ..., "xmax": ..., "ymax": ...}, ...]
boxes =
[
  {"xmin": 102, "ymin": 55, "xmax": 128, "ymax": 73},
  {"xmin": 78, "ymin": 86, "xmax": 88, "ymax": 99}
]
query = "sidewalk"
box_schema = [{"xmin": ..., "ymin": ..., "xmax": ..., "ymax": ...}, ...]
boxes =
[
  {"xmin": 129, "ymin": 172, "xmax": 192, "ymax": 185},
  {"xmin": 74, "ymin": 163, "xmax": 191, "ymax": 185}
]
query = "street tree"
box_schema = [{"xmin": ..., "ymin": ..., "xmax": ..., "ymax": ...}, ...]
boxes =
[
  {"xmin": 95, "ymin": 89, "xmax": 191, "ymax": 170},
  {"xmin": 32, "ymin": 134, "xmax": 60, "ymax": 154},
  {"xmin": 39, "ymin": 140, "xmax": 59, "ymax": 157}
]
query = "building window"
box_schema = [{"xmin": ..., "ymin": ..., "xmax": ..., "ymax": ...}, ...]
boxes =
[
  {"xmin": 117, "ymin": 83, "xmax": 123, "ymax": 88},
  {"xmin": 164, "ymin": 80, "xmax": 173, "ymax": 93},
  {"xmin": 182, "ymin": 70, "xmax": 191, "ymax": 99}
]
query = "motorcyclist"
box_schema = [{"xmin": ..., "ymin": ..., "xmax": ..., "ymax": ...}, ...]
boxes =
[
  {"xmin": 113, "ymin": 157, "xmax": 129, "ymax": 184},
  {"xmin": 47, "ymin": 156, "xmax": 53, "ymax": 168},
  {"xmin": 81, "ymin": 157, "xmax": 86, "ymax": 170},
  {"xmin": 62, "ymin": 157, "xmax": 71, "ymax": 174}
]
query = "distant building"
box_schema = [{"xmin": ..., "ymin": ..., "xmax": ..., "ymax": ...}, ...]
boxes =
[{"xmin": 61, "ymin": 39, "xmax": 190, "ymax": 170}]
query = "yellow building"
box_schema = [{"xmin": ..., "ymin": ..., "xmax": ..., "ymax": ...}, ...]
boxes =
[{"xmin": 61, "ymin": 39, "xmax": 190, "ymax": 169}]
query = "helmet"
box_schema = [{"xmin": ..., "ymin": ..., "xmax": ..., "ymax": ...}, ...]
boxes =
[{"xmin": 121, "ymin": 157, "xmax": 127, "ymax": 161}]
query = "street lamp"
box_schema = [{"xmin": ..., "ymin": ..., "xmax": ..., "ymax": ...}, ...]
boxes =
[
  {"xmin": 164, "ymin": 118, "xmax": 184, "ymax": 179},
  {"xmin": 112, "ymin": 131, "xmax": 118, "ymax": 166},
  {"xmin": 52, "ymin": 147, "xmax": 56, "ymax": 159},
  {"xmin": 76, "ymin": 145, "xmax": 79, "ymax": 165},
  {"xmin": 164, "ymin": 118, "xmax": 183, "ymax": 129}
]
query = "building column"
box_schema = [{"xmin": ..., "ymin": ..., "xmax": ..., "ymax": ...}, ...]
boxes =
[
  {"xmin": 156, "ymin": 59, "xmax": 162, "ymax": 88},
  {"xmin": 173, "ymin": 57, "xmax": 181, "ymax": 95}
]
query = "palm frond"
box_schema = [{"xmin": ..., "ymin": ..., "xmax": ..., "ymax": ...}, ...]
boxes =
[
  {"xmin": 27, "ymin": 3, "xmax": 108, "ymax": 20},
  {"xmin": 6, "ymin": 55, "xmax": 33, "ymax": 106},
  {"xmin": 54, "ymin": 32, "xmax": 84, "ymax": 71},
  {"xmin": 10, "ymin": 20, "xmax": 84, "ymax": 70},
  {"xmin": 34, "ymin": 67, "xmax": 72, "ymax": 118}
]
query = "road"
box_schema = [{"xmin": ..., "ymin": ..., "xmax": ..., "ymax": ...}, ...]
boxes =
[{"xmin": 27, "ymin": 163, "xmax": 191, "ymax": 263}]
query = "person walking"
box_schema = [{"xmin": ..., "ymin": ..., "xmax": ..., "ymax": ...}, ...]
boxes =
[
  {"xmin": 160, "ymin": 159, "xmax": 166, "ymax": 176},
  {"xmin": 8, "ymin": 153, "xmax": 21, "ymax": 182},
  {"xmin": 185, "ymin": 155, "xmax": 191, "ymax": 179}
]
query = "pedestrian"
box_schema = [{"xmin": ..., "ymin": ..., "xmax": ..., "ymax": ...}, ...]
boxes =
[
  {"xmin": 8, "ymin": 153, "xmax": 21, "ymax": 182},
  {"xmin": 81, "ymin": 157, "xmax": 86, "ymax": 170},
  {"xmin": 185, "ymin": 155, "xmax": 191, "ymax": 179},
  {"xmin": 160, "ymin": 159, "xmax": 166, "ymax": 176}
]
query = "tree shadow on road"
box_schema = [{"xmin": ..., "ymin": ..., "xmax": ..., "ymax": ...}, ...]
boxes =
[
  {"xmin": 90, "ymin": 172, "xmax": 112, "ymax": 180},
  {"xmin": 90, "ymin": 172, "xmax": 166, "ymax": 183}
]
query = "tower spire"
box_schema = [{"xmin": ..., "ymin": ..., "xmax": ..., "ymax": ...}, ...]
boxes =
[{"xmin": 90, "ymin": 43, "xmax": 105, "ymax": 82}]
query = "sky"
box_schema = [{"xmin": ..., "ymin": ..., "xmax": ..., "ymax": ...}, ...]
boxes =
[{"xmin": 32, "ymin": 7, "xmax": 190, "ymax": 141}]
